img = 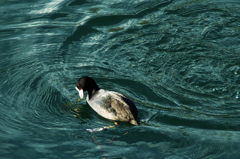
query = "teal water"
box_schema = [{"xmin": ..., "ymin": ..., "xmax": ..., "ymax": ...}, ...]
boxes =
[{"xmin": 1, "ymin": 0, "xmax": 240, "ymax": 158}]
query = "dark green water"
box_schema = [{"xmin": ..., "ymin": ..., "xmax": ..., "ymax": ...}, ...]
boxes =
[{"xmin": 1, "ymin": 0, "xmax": 240, "ymax": 158}]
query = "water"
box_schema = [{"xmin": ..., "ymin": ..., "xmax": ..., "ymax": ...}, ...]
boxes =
[{"xmin": 1, "ymin": 0, "xmax": 240, "ymax": 158}]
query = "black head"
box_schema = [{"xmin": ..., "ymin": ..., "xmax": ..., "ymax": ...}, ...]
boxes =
[{"xmin": 76, "ymin": 76, "xmax": 99, "ymax": 92}]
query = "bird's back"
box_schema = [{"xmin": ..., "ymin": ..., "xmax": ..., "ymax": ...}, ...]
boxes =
[{"xmin": 87, "ymin": 89, "xmax": 138, "ymax": 125}]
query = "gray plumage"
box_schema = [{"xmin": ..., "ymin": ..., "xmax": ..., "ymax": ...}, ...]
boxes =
[{"xmin": 76, "ymin": 76, "xmax": 139, "ymax": 125}]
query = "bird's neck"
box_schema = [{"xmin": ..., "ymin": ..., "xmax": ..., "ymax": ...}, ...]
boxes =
[{"xmin": 88, "ymin": 87, "xmax": 100, "ymax": 100}]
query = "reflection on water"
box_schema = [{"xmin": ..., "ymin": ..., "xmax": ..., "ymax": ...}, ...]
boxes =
[{"xmin": 1, "ymin": 0, "xmax": 240, "ymax": 158}]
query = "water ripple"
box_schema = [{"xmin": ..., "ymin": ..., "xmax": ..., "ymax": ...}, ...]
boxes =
[{"xmin": 1, "ymin": 0, "xmax": 240, "ymax": 158}]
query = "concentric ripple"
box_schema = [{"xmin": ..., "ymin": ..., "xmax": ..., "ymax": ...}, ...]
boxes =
[{"xmin": 1, "ymin": 0, "xmax": 240, "ymax": 158}]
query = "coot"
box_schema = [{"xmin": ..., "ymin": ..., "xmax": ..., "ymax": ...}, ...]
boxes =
[{"xmin": 75, "ymin": 76, "xmax": 139, "ymax": 125}]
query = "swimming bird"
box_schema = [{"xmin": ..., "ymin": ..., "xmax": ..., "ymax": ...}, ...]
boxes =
[{"xmin": 75, "ymin": 76, "xmax": 139, "ymax": 125}]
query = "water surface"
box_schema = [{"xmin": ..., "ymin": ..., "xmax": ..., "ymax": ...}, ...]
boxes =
[{"xmin": 1, "ymin": 0, "xmax": 240, "ymax": 158}]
